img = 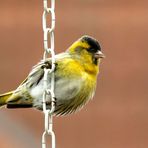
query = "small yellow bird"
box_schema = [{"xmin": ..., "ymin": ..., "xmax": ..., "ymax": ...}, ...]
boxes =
[{"xmin": 0, "ymin": 35, "xmax": 104, "ymax": 116}]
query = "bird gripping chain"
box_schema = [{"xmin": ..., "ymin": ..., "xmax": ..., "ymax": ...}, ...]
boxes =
[{"xmin": 42, "ymin": 0, "xmax": 56, "ymax": 148}]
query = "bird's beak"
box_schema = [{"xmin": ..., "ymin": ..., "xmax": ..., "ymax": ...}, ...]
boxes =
[{"xmin": 94, "ymin": 51, "xmax": 105, "ymax": 59}]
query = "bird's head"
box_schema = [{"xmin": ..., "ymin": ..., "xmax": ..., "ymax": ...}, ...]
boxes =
[{"xmin": 68, "ymin": 35, "xmax": 105, "ymax": 65}]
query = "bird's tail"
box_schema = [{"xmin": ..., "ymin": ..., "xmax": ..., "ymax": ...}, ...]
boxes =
[{"xmin": 0, "ymin": 92, "xmax": 13, "ymax": 107}]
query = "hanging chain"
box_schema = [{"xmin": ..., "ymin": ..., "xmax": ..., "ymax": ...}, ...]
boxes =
[{"xmin": 42, "ymin": 0, "xmax": 56, "ymax": 148}]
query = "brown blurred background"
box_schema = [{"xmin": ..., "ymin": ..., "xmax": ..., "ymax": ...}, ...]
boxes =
[{"xmin": 0, "ymin": 0, "xmax": 148, "ymax": 148}]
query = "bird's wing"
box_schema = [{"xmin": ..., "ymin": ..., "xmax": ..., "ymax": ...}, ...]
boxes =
[
  {"xmin": 19, "ymin": 52, "xmax": 70, "ymax": 87},
  {"xmin": 6, "ymin": 52, "xmax": 70, "ymax": 106}
]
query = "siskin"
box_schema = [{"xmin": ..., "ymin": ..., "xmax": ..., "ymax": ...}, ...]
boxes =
[{"xmin": 0, "ymin": 35, "xmax": 105, "ymax": 116}]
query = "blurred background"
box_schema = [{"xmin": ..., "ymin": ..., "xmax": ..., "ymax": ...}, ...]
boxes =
[{"xmin": 0, "ymin": 0, "xmax": 148, "ymax": 148}]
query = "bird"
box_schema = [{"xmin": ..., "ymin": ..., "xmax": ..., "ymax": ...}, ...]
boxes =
[{"xmin": 0, "ymin": 35, "xmax": 105, "ymax": 116}]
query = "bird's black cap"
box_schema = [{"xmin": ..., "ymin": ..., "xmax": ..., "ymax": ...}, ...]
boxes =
[{"xmin": 80, "ymin": 35, "xmax": 101, "ymax": 52}]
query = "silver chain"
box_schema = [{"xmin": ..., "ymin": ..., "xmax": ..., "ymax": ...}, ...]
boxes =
[{"xmin": 42, "ymin": 0, "xmax": 56, "ymax": 148}]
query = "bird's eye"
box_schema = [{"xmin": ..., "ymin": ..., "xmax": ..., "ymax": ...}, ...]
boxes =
[{"xmin": 87, "ymin": 48, "xmax": 98, "ymax": 53}]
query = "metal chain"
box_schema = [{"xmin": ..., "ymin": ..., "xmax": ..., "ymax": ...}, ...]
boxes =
[{"xmin": 42, "ymin": 0, "xmax": 56, "ymax": 148}]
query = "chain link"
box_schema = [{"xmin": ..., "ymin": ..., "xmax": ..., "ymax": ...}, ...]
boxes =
[{"xmin": 42, "ymin": 0, "xmax": 56, "ymax": 148}]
